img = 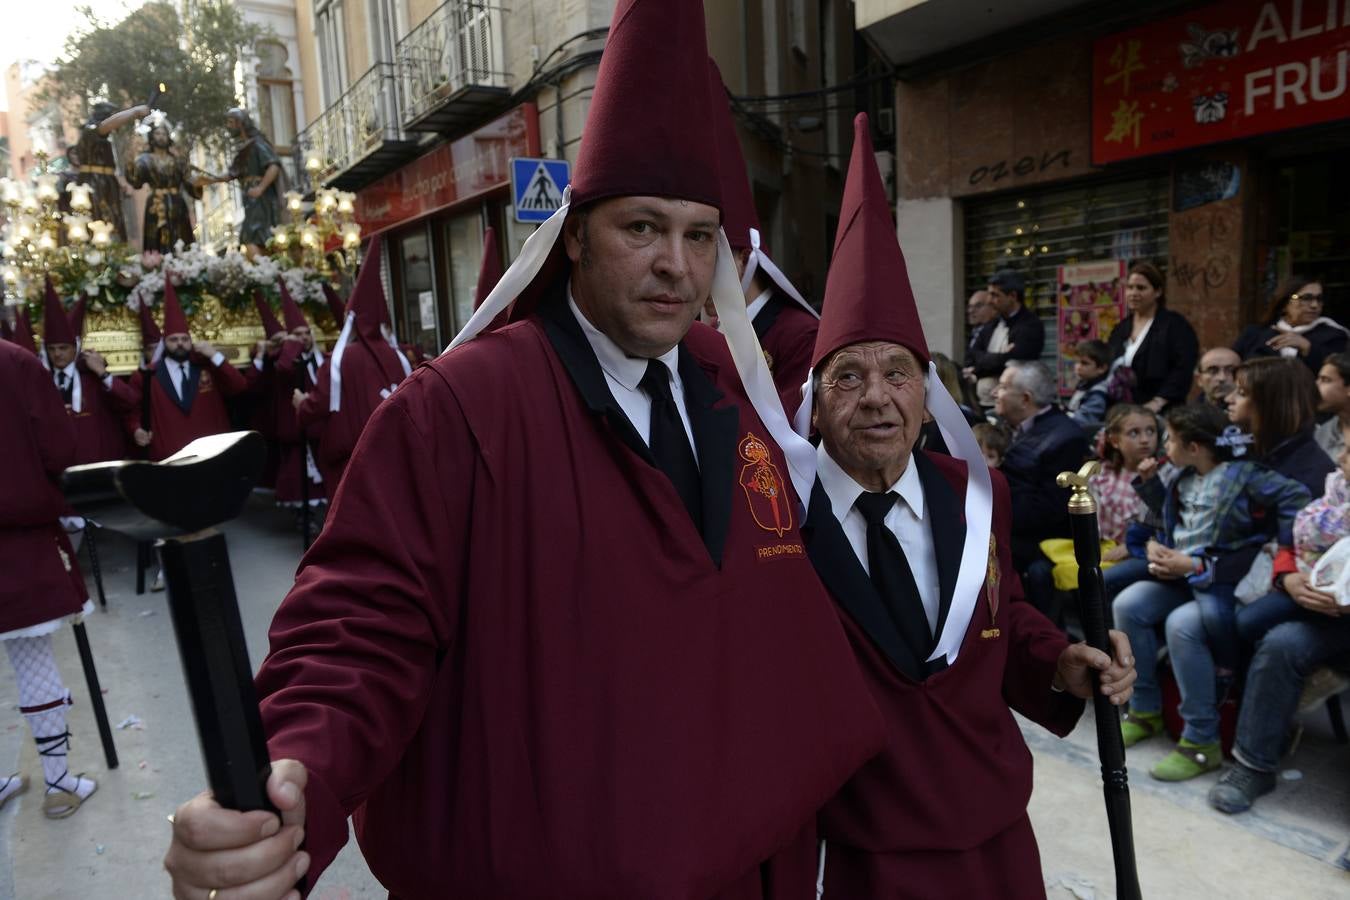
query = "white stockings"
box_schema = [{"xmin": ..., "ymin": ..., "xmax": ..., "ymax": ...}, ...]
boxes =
[{"xmin": 3, "ymin": 635, "xmax": 94, "ymax": 803}]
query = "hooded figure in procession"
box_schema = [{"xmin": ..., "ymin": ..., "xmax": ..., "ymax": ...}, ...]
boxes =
[
  {"xmin": 293, "ymin": 239, "xmax": 412, "ymax": 494},
  {"xmin": 708, "ymin": 59, "xmax": 819, "ymax": 411},
  {"xmin": 798, "ymin": 115, "xmax": 1137, "ymax": 898},
  {"xmin": 164, "ymin": 2, "xmax": 885, "ymax": 897},
  {"xmin": 40, "ymin": 279, "xmax": 138, "ymax": 465},
  {"xmin": 126, "ymin": 280, "xmax": 247, "ymax": 460}
]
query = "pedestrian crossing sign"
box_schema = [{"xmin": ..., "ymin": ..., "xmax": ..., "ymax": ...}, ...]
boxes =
[{"xmin": 511, "ymin": 157, "xmax": 571, "ymax": 223}]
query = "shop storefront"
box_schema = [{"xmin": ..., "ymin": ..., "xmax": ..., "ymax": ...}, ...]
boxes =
[
  {"xmin": 895, "ymin": 0, "xmax": 1350, "ymax": 375},
  {"xmin": 354, "ymin": 103, "xmax": 542, "ymax": 357}
]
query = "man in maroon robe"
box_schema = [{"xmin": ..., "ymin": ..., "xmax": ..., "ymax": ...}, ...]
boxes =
[
  {"xmin": 243, "ymin": 290, "xmax": 289, "ymax": 490},
  {"xmin": 40, "ymin": 280, "xmax": 137, "ymax": 466},
  {"xmin": 800, "ymin": 116, "xmax": 1136, "ymax": 898},
  {"xmin": 273, "ymin": 281, "xmax": 326, "ymax": 517},
  {"xmin": 0, "ymin": 339, "xmax": 99, "ymax": 817},
  {"xmin": 127, "ymin": 280, "xmax": 246, "ymax": 461},
  {"xmin": 164, "ymin": 3, "xmax": 885, "ymax": 897},
  {"xmin": 709, "ymin": 60, "xmax": 818, "ymax": 408},
  {"xmin": 294, "ymin": 240, "xmax": 411, "ymax": 493}
]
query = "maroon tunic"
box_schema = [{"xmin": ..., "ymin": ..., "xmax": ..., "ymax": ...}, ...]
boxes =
[
  {"xmin": 256, "ymin": 294, "xmax": 885, "ymax": 898},
  {"xmin": 802, "ymin": 451, "xmax": 1082, "ymax": 898},
  {"xmin": 753, "ymin": 291, "xmax": 817, "ymax": 405},
  {"xmin": 66, "ymin": 368, "xmax": 138, "ymax": 465},
  {"xmin": 126, "ymin": 357, "xmax": 247, "ymax": 461},
  {"xmin": 0, "ymin": 342, "xmax": 87, "ymax": 634},
  {"xmin": 296, "ymin": 338, "xmax": 405, "ymax": 494},
  {"xmin": 271, "ymin": 342, "xmax": 325, "ymax": 504}
]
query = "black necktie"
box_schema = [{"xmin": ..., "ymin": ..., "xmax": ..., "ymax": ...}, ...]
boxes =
[
  {"xmin": 855, "ymin": 491, "xmax": 936, "ymax": 670},
  {"xmin": 56, "ymin": 371, "xmax": 72, "ymax": 404},
  {"xmin": 640, "ymin": 359, "xmax": 702, "ymax": 530}
]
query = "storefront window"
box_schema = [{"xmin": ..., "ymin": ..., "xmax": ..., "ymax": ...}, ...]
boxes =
[
  {"xmin": 395, "ymin": 228, "xmax": 438, "ymax": 355},
  {"xmin": 445, "ymin": 212, "xmax": 485, "ymax": 331},
  {"xmin": 963, "ymin": 174, "xmax": 1170, "ymax": 370}
]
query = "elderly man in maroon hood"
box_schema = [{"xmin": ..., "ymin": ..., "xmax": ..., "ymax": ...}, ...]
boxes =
[{"xmin": 798, "ymin": 116, "xmax": 1136, "ymax": 898}]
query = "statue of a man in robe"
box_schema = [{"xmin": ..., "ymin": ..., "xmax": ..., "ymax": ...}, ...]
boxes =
[{"xmin": 197, "ymin": 108, "xmax": 283, "ymax": 256}]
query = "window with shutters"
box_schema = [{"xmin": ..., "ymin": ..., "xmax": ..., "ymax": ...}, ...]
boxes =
[
  {"xmin": 963, "ymin": 175, "xmax": 1171, "ymax": 369},
  {"xmin": 255, "ymin": 41, "xmax": 297, "ymax": 152}
]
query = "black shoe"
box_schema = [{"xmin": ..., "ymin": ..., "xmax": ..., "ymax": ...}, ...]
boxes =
[{"xmin": 1207, "ymin": 763, "xmax": 1276, "ymax": 814}]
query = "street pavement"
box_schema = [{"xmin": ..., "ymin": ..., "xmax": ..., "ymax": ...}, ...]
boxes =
[{"xmin": 2, "ymin": 495, "xmax": 1348, "ymax": 898}]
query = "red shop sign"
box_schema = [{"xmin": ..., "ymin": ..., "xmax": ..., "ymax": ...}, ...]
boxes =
[
  {"xmin": 1092, "ymin": 0, "xmax": 1350, "ymax": 164},
  {"xmin": 355, "ymin": 103, "xmax": 541, "ymax": 233}
]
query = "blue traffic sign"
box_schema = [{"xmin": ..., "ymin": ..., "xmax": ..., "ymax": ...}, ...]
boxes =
[{"xmin": 511, "ymin": 157, "xmax": 571, "ymax": 223}]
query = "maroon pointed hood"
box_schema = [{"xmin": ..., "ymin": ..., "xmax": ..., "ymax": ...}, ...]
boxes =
[
  {"xmin": 161, "ymin": 279, "xmax": 190, "ymax": 338},
  {"xmin": 569, "ymin": 0, "xmax": 721, "ymax": 213},
  {"xmin": 709, "ymin": 58, "xmax": 759, "ymax": 251},
  {"xmin": 348, "ymin": 237, "xmax": 391, "ymax": 340},
  {"xmin": 42, "ymin": 278, "xmax": 77, "ymax": 346},
  {"xmin": 812, "ymin": 114, "xmax": 929, "ymax": 369},
  {"xmin": 7, "ymin": 308, "xmax": 37, "ymax": 354},
  {"xmin": 278, "ymin": 279, "xmax": 309, "ymax": 331},
  {"xmin": 322, "ymin": 281, "xmax": 347, "ymax": 327},
  {"xmin": 474, "ymin": 227, "xmax": 503, "ymax": 311},
  {"xmin": 254, "ymin": 290, "xmax": 285, "ymax": 338},
  {"xmin": 68, "ymin": 297, "xmax": 87, "ymax": 340},
  {"xmin": 138, "ymin": 299, "xmax": 162, "ymax": 344}
]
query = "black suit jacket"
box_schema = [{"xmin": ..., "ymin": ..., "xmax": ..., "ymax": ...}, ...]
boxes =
[
  {"xmin": 1106, "ymin": 307, "xmax": 1199, "ymax": 407},
  {"xmin": 967, "ymin": 306, "xmax": 1044, "ymax": 377}
]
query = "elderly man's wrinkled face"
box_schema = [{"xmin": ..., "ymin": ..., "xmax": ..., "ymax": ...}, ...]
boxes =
[
  {"xmin": 814, "ymin": 341, "xmax": 927, "ymax": 488},
  {"xmin": 994, "ymin": 367, "xmax": 1033, "ymax": 426},
  {"xmin": 565, "ymin": 196, "xmax": 719, "ymax": 359}
]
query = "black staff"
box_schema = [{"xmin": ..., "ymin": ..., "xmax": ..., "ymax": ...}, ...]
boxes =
[
  {"xmin": 1057, "ymin": 461, "xmax": 1142, "ymax": 900},
  {"xmin": 135, "ymin": 350, "xmax": 154, "ymax": 594},
  {"xmin": 62, "ymin": 432, "xmax": 276, "ymax": 814}
]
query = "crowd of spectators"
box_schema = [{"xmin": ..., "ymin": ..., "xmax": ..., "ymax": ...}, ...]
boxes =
[{"xmin": 956, "ymin": 266, "xmax": 1350, "ymax": 818}]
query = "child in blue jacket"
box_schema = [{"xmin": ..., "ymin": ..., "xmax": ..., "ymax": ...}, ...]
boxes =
[{"xmin": 1112, "ymin": 403, "xmax": 1309, "ymax": 781}]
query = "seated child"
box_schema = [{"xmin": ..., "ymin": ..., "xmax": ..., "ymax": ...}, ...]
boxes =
[
  {"xmin": 1067, "ymin": 339, "xmax": 1112, "ymax": 431},
  {"xmin": 972, "ymin": 421, "xmax": 1009, "ymax": 470},
  {"xmin": 1041, "ymin": 404, "xmax": 1159, "ymax": 591},
  {"xmin": 1111, "ymin": 403, "xmax": 1310, "ymax": 782}
]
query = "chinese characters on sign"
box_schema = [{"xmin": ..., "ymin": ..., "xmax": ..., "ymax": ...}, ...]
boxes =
[{"xmin": 1092, "ymin": 0, "xmax": 1350, "ymax": 164}]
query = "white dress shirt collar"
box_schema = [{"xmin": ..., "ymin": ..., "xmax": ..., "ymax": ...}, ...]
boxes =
[
  {"xmin": 816, "ymin": 443, "xmax": 925, "ymax": 522},
  {"xmin": 568, "ymin": 285, "xmax": 680, "ymax": 386},
  {"xmin": 746, "ymin": 288, "xmax": 774, "ymax": 322}
]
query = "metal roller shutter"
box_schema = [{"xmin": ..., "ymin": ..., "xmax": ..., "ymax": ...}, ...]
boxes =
[{"xmin": 963, "ymin": 175, "xmax": 1171, "ymax": 370}]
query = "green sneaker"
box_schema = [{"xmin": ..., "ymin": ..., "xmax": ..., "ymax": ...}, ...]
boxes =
[
  {"xmin": 1120, "ymin": 711, "xmax": 1163, "ymax": 748},
  {"xmin": 1150, "ymin": 740, "xmax": 1223, "ymax": 782}
]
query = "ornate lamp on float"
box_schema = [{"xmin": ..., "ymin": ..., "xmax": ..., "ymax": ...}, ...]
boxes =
[{"xmin": 268, "ymin": 186, "xmax": 361, "ymax": 282}]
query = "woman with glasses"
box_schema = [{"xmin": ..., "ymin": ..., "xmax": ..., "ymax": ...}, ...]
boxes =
[{"xmin": 1233, "ymin": 276, "xmax": 1347, "ymax": 373}]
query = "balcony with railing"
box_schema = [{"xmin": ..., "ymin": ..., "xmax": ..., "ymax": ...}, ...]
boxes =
[
  {"xmin": 294, "ymin": 61, "xmax": 420, "ymax": 192},
  {"xmin": 397, "ymin": 1, "xmax": 510, "ymax": 135}
]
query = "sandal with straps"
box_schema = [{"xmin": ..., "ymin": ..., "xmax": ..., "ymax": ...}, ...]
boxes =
[
  {"xmin": 0, "ymin": 773, "xmax": 28, "ymax": 811},
  {"xmin": 35, "ymin": 730, "xmax": 97, "ymax": 820}
]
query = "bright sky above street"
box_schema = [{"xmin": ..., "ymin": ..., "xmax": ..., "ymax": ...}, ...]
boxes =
[{"xmin": 0, "ymin": 0, "xmax": 140, "ymax": 110}]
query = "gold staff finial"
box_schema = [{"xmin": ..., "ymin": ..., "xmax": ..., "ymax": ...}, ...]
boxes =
[{"xmin": 1056, "ymin": 460, "xmax": 1102, "ymax": 515}]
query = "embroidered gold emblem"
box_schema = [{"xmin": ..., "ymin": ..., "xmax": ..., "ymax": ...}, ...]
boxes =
[
  {"xmin": 763, "ymin": 350, "xmax": 775, "ymax": 371},
  {"xmin": 981, "ymin": 628, "xmax": 1001, "ymax": 640},
  {"xmin": 738, "ymin": 432, "xmax": 792, "ymax": 537},
  {"xmin": 987, "ymin": 534, "xmax": 1000, "ymax": 618}
]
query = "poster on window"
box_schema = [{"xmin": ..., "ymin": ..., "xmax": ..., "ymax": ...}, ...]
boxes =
[{"xmin": 1057, "ymin": 261, "xmax": 1127, "ymax": 395}]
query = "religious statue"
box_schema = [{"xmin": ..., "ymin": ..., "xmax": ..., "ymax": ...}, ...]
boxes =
[
  {"xmin": 197, "ymin": 108, "xmax": 282, "ymax": 256},
  {"xmin": 129, "ymin": 114, "xmax": 201, "ymax": 252},
  {"xmin": 73, "ymin": 101, "xmax": 151, "ymax": 243}
]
